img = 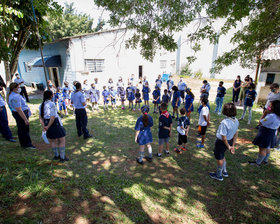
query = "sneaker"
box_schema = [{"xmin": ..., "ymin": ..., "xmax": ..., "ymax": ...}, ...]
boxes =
[
  {"xmin": 145, "ymin": 156, "xmax": 153, "ymax": 162},
  {"xmin": 218, "ymin": 112, "xmax": 221, "ymax": 115},
  {"xmin": 7, "ymin": 139, "xmax": 16, "ymax": 142},
  {"xmin": 26, "ymin": 145, "xmax": 36, "ymax": 150},
  {"xmin": 60, "ymin": 157, "xmax": 69, "ymax": 163},
  {"xmin": 164, "ymin": 150, "xmax": 170, "ymax": 155},
  {"xmin": 84, "ymin": 134, "xmax": 93, "ymax": 139},
  {"xmin": 174, "ymin": 148, "xmax": 182, "ymax": 154},
  {"xmin": 154, "ymin": 153, "xmax": 162, "ymax": 158},
  {"xmin": 136, "ymin": 158, "xmax": 144, "ymax": 165},
  {"xmin": 180, "ymin": 146, "xmax": 187, "ymax": 151},
  {"xmin": 247, "ymin": 121, "xmax": 251, "ymax": 125},
  {"xmin": 52, "ymin": 156, "xmax": 60, "ymax": 160},
  {"xmin": 209, "ymin": 172, "xmax": 223, "ymax": 181},
  {"xmin": 248, "ymin": 161, "xmax": 260, "ymax": 167},
  {"xmin": 196, "ymin": 144, "xmax": 205, "ymax": 148},
  {"xmin": 222, "ymin": 171, "xmax": 229, "ymax": 177}
]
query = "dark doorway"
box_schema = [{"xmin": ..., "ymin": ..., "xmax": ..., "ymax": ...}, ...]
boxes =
[
  {"xmin": 53, "ymin": 68, "xmax": 59, "ymax": 87},
  {"xmin": 266, "ymin": 73, "xmax": 275, "ymax": 85},
  {"xmin": 138, "ymin": 65, "xmax": 143, "ymax": 80}
]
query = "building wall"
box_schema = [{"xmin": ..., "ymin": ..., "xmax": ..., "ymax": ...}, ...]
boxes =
[{"xmin": 18, "ymin": 41, "xmax": 68, "ymax": 87}]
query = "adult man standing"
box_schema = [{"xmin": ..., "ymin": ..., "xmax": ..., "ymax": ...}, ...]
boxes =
[
  {"xmin": 14, "ymin": 73, "xmax": 30, "ymax": 103},
  {"xmin": 200, "ymin": 80, "xmax": 211, "ymax": 99}
]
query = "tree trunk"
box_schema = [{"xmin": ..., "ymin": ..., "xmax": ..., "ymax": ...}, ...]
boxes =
[{"xmin": 4, "ymin": 60, "xmax": 11, "ymax": 87}]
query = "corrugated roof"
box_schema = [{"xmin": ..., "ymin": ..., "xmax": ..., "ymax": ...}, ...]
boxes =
[{"xmin": 262, "ymin": 45, "xmax": 280, "ymax": 60}]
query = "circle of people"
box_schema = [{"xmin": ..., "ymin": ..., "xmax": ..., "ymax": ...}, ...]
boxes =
[{"xmin": 0, "ymin": 73, "xmax": 280, "ymax": 181}]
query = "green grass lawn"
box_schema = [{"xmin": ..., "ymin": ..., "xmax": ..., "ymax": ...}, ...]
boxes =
[{"xmin": 0, "ymin": 90, "xmax": 279, "ymax": 224}]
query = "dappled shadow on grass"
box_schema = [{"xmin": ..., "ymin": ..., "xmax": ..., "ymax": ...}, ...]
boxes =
[{"xmin": 0, "ymin": 99, "xmax": 280, "ymax": 223}]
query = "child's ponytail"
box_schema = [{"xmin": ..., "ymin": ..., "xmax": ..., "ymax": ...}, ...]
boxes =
[{"xmin": 141, "ymin": 105, "xmax": 150, "ymax": 127}]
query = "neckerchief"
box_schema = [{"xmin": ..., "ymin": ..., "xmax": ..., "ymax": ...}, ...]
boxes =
[{"xmin": 161, "ymin": 110, "xmax": 169, "ymax": 118}]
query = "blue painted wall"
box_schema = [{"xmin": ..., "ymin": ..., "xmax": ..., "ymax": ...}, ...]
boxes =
[{"xmin": 18, "ymin": 41, "xmax": 68, "ymax": 87}]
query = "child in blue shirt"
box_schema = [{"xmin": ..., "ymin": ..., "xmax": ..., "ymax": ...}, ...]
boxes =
[
  {"xmin": 127, "ymin": 83, "xmax": 135, "ymax": 110},
  {"xmin": 185, "ymin": 88, "xmax": 194, "ymax": 119},
  {"xmin": 102, "ymin": 86, "xmax": 109, "ymax": 110},
  {"xmin": 120, "ymin": 87, "xmax": 126, "ymax": 110},
  {"xmin": 90, "ymin": 83, "xmax": 99, "ymax": 111},
  {"xmin": 135, "ymin": 105, "xmax": 154, "ymax": 165},
  {"xmin": 162, "ymin": 89, "xmax": 170, "ymax": 105},
  {"xmin": 240, "ymin": 83, "xmax": 257, "ymax": 124},
  {"xmin": 172, "ymin": 86, "xmax": 181, "ymax": 120},
  {"xmin": 55, "ymin": 87, "xmax": 67, "ymax": 117},
  {"xmin": 209, "ymin": 103, "xmax": 239, "ymax": 181},
  {"xmin": 142, "ymin": 82, "xmax": 150, "ymax": 106},
  {"xmin": 152, "ymin": 86, "xmax": 161, "ymax": 113},
  {"xmin": 175, "ymin": 108, "xmax": 190, "ymax": 153},
  {"xmin": 214, "ymin": 81, "xmax": 226, "ymax": 115},
  {"xmin": 135, "ymin": 89, "xmax": 142, "ymax": 110},
  {"xmin": 155, "ymin": 103, "xmax": 173, "ymax": 157},
  {"xmin": 109, "ymin": 87, "xmax": 117, "ymax": 109}
]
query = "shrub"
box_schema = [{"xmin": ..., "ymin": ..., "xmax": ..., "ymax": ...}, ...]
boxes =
[{"xmin": 194, "ymin": 70, "xmax": 203, "ymax": 79}]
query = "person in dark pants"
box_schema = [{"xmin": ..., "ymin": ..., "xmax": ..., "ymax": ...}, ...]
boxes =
[
  {"xmin": 0, "ymin": 83, "xmax": 16, "ymax": 142},
  {"xmin": 8, "ymin": 82, "xmax": 35, "ymax": 149},
  {"xmin": 14, "ymin": 73, "xmax": 30, "ymax": 103},
  {"xmin": 232, "ymin": 75, "xmax": 241, "ymax": 105},
  {"xmin": 71, "ymin": 82, "xmax": 92, "ymax": 139}
]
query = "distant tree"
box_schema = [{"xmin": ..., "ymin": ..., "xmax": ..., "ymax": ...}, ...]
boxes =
[
  {"xmin": 47, "ymin": 3, "xmax": 105, "ymax": 40},
  {"xmin": 94, "ymin": 0, "xmax": 280, "ymax": 71},
  {"xmin": 0, "ymin": 0, "xmax": 62, "ymax": 84}
]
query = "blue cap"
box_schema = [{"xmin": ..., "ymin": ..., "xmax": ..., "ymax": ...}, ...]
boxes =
[{"xmin": 141, "ymin": 105, "xmax": 149, "ymax": 114}]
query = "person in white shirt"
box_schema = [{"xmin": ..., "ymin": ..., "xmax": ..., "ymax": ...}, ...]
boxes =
[
  {"xmin": 197, "ymin": 98, "xmax": 210, "ymax": 148},
  {"xmin": 209, "ymin": 103, "xmax": 239, "ymax": 181},
  {"xmin": 14, "ymin": 73, "xmax": 29, "ymax": 102}
]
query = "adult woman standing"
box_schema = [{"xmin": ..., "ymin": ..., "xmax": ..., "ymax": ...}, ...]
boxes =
[
  {"xmin": 8, "ymin": 82, "xmax": 35, "ymax": 149},
  {"xmin": 39, "ymin": 90, "xmax": 68, "ymax": 162},
  {"xmin": 0, "ymin": 83, "xmax": 16, "ymax": 142},
  {"xmin": 232, "ymin": 75, "xmax": 241, "ymax": 105},
  {"xmin": 71, "ymin": 82, "xmax": 92, "ymax": 139}
]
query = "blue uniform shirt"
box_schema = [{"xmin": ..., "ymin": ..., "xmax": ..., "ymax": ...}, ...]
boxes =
[
  {"xmin": 55, "ymin": 92, "xmax": 65, "ymax": 103},
  {"xmin": 156, "ymin": 79, "xmax": 162, "ymax": 89},
  {"xmin": 185, "ymin": 94, "xmax": 194, "ymax": 112},
  {"xmin": 167, "ymin": 79, "xmax": 174, "ymax": 91},
  {"xmin": 244, "ymin": 90, "xmax": 257, "ymax": 107},
  {"xmin": 62, "ymin": 86, "xmax": 72, "ymax": 99},
  {"xmin": 135, "ymin": 115, "xmax": 153, "ymax": 145},
  {"xmin": 71, "ymin": 91, "xmax": 86, "ymax": 109},
  {"xmin": 102, "ymin": 90, "xmax": 110, "ymax": 101},
  {"xmin": 216, "ymin": 86, "xmax": 226, "ymax": 98},
  {"xmin": 0, "ymin": 95, "xmax": 6, "ymax": 107},
  {"xmin": 158, "ymin": 112, "xmax": 173, "ymax": 138},
  {"xmin": 216, "ymin": 117, "xmax": 239, "ymax": 140},
  {"xmin": 8, "ymin": 92, "xmax": 29, "ymax": 112},
  {"xmin": 172, "ymin": 91, "xmax": 181, "ymax": 105},
  {"xmin": 39, "ymin": 100, "xmax": 59, "ymax": 119},
  {"xmin": 260, "ymin": 113, "xmax": 280, "ymax": 130},
  {"xmin": 162, "ymin": 94, "xmax": 170, "ymax": 104},
  {"xmin": 177, "ymin": 116, "xmax": 190, "ymax": 128},
  {"xmin": 178, "ymin": 81, "xmax": 187, "ymax": 91}
]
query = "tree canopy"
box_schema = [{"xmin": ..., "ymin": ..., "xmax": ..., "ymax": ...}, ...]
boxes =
[
  {"xmin": 94, "ymin": 0, "xmax": 280, "ymax": 72},
  {"xmin": 0, "ymin": 0, "xmax": 62, "ymax": 82},
  {"xmin": 47, "ymin": 3, "xmax": 105, "ymax": 41}
]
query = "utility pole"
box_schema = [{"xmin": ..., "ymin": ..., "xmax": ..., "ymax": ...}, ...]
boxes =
[{"xmin": 30, "ymin": 0, "xmax": 49, "ymax": 89}]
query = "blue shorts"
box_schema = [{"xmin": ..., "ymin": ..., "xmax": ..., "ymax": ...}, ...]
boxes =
[
  {"xmin": 59, "ymin": 101, "xmax": 66, "ymax": 110},
  {"xmin": 158, "ymin": 137, "xmax": 169, "ymax": 145}
]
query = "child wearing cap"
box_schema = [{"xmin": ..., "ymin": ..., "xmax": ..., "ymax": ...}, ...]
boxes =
[
  {"xmin": 55, "ymin": 87, "xmax": 68, "ymax": 117},
  {"xmin": 155, "ymin": 103, "xmax": 172, "ymax": 157},
  {"xmin": 134, "ymin": 105, "xmax": 154, "ymax": 165}
]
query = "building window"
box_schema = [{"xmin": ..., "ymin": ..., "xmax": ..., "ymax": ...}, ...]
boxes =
[
  {"xmin": 23, "ymin": 62, "xmax": 32, "ymax": 72},
  {"xmin": 85, "ymin": 59, "xmax": 104, "ymax": 72},
  {"xmin": 266, "ymin": 73, "xmax": 275, "ymax": 85},
  {"xmin": 160, "ymin": 60, "xmax": 167, "ymax": 69}
]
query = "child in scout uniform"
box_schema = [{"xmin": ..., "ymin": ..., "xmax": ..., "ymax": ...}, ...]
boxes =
[
  {"xmin": 135, "ymin": 88, "xmax": 142, "ymax": 110},
  {"xmin": 120, "ymin": 87, "xmax": 126, "ymax": 110},
  {"xmin": 90, "ymin": 83, "xmax": 99, "ymax": 111},
  {"xmin": 249, "ymin": 100, "xmax": 280, "ymax": 166},
  {"xmin": 39, "ymin": 90, "xmax": 69, "ymax": 162},
  {"xmin": 209, "ymin": 103, "xmax": 239, "ymax": 181},
  {"xmin": 152, "ymin": 86, "xmax": 161, "ymax": 113},
  {"xmin": 109, "ymin": 87, "xmax": 117, "ymax": 109},
  {"xmin": 134, "ymin": 105, "xmax": 154, "ymax": 165},
  {"xmin": 197, "ymin": 98, "xmax": 210, "ymax": 148},
  {"xmin": 155, "ymin": 103, "xmax": 173, "ymax": 157},
  {"xmin": 142, "ymin": 82, "xmax": 150, "ymax": 106},
  {"xmin": 171, "ymin": 86, "xmax": 181, "ymax": 120},
  {"xmin": 55, "ymin": 87, "xmax": 68, "ymax": 117},
  {"xmin": 178, "ymin": 78, "xmax": 187, "ymax": 103},
  {"xmin": 102, "ymin": 86, "xmax": 110, "ymax": 110},
  {"xmin": 62, "ymin": 81, "xmax": 72, "ymax": 110},
  {"xmin": 127, "ymin": 83, "xmax": 135, "ymax": 110},
  {"xmin": 240, "ymin": 83, "xmax": 257, "ymax": 124},
  {"xmin": 162, "ymin": 89, "xmax": 170, "ymax": 105},
  {"xmin": 185, "ymin": 88, "xmax": 194, "ymax": 119},
  {"xmin": 214, "ymin": 81, "xmax": 226, "ymax": 115},
  {"xmin": 8, "ymin": 82, "xmax": 35, "ymax": 149},
  {"xmin": 175, "ymin": 108, "xmax": 190, "ymax": 153},
  {"xmin": 71, "ymin": 82, "xmax": 92, "ymax": 139}
]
